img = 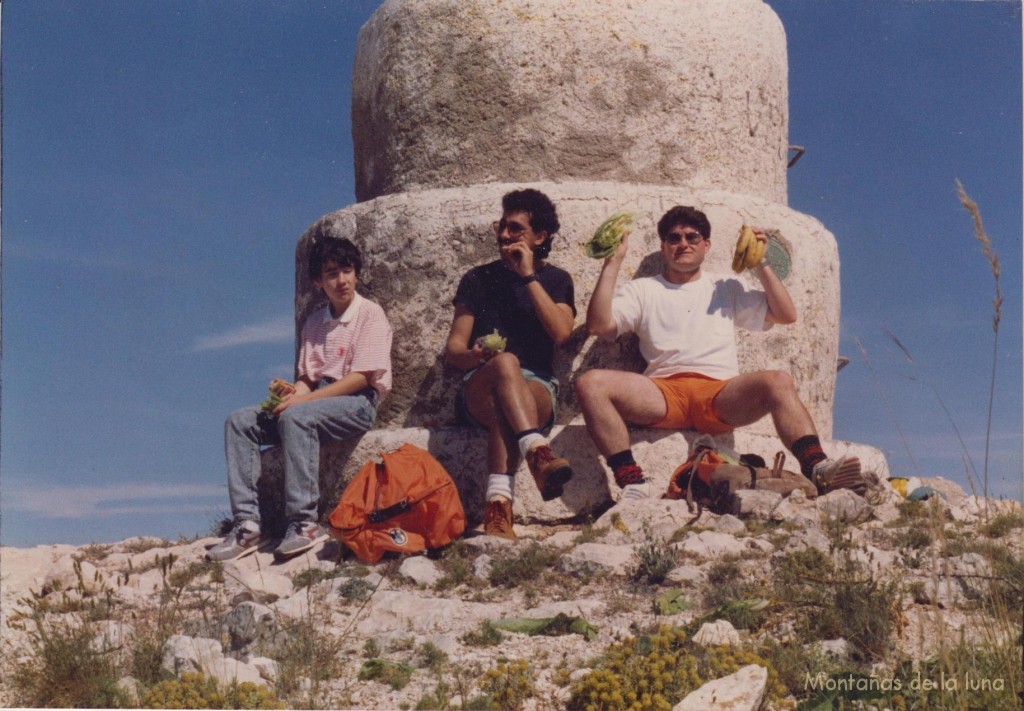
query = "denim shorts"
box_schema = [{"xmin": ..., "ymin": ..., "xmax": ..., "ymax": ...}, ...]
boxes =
[{"xmin": 456, "ymin": 366, "xmax": 559, "ymax": 431}]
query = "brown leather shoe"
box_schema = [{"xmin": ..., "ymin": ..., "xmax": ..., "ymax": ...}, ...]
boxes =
[
  {"xmin": 483, "ymin": 498, "xmax": 516, "ymax": 540},
  {"xmin": 525, "ymin": 445, "xmax": 573, "ymax": 501}
]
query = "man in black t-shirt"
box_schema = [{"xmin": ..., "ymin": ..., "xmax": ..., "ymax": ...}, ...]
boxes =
[{"xmin": 445, "ymin": 189, "xmax": 576, "ymax": 539}]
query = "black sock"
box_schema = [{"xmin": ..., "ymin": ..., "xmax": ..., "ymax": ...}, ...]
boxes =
[
  {"xmin": 791, "ymin": 435, "xmax": 827, "ymax": 479},
  {"xmin": 606, "ymin": 450, "xmax": 635, "ymax": 470}
]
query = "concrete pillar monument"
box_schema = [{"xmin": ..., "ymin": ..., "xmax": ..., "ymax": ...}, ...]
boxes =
[{"xmin": 272, "ymin": 0, "xmax": 887, "ymax": 527}]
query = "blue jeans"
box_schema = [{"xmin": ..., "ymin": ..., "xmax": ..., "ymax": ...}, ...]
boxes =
[{"xmin": 224, "ymin": 388, "xmax": 377, "ymax": 527}]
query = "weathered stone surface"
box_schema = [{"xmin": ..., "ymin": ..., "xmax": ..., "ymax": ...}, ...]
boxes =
[
  {"xmin": 678, "ymin": 531, "xmax": 746, "ymax": 559},
  {"xmin": 161, "ymin": 634, "xmax": 264, "ymax": 686},
  {"xmin": 221, "ymin": 602, "xmax": 278, "ymax": 652},
  {"xmin": 557, "ymin": 543, "xmax": 635, "ymax": 577},
  {"xmin": 674, "ymin": 664, "xmax": 768, "ymax": 711},
  {"xmin": 398, "ymin": 556, "xmax": 443, "ymax": 586},
  {"xmin": 712, "ymin": 514, "xmax": 747, "ymax": 535},
  {"xmin": 731, "ymin": 490, "xmax": 783, "ymax": 519},
  {"xmin": 693, "ymin": 619, "xmax": 741, "ymax": 647},
  {"xmin": 816, "ymin": 489, "xmax": 872, "ymax": 524},
  {"xmin": 353, "ymin": 0, "xmax": 788, "ymax": 204},
  {"xmin": 294, "ymin": 184, "xmax": 841, "ymax": 438}
]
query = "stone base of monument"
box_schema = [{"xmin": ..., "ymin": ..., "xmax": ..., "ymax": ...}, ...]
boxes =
[{"xmin": 255, "ymin": 426, "xmax": 888, "ymax": 536}]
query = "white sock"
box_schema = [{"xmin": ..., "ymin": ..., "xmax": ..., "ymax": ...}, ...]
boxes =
[
  {"xmin": 486, "ymin": 474, "xmax": 514, "ymax": 502},
  {"xmin": 517, "ymin": 432, "xmax": 547, "ymax": 459}
]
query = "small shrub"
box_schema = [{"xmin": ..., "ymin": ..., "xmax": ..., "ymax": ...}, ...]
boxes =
[
  {"xmin": 568, "ymin": 626, "xmax": 701, "ymax": 709},
  {"xmin": 980, "ymin": 511, "xmax": 1024, "ymax": 539},
  {"xmin": 632, "ymin": 523, "xmax": 677, "ymax": 585},
  {"xmin": 462, "ymin": 621, "xmax": 504, "ymax": 647},
  {"xmin": 435, "ymin": 541, "xmax": 478, "ymax": 591},
  {"xmin": 417, "ymin": 641, "xmax": 449, "ymax": 672},
  {"xmin": 701, "ymin": 556, "xmax": 769, "ymax": 631},
  {"xmin": 292, "ymin": 566, "xmax": 346, "ymax": 589},
  {"xmin": 488, "ymin": 542, "xmax": 559, "ymax": 588},
  {"xmin": 10, "ymin": 614, "xmax": 127, "ymax": 708},
  {"xmin": 574, "ymin": 522, "xmax": 610, "ymax": 545},
  {"xmin": 358, "ymin": 659, "xmax": 414, "ymax": 690},
  {"xmin": 140, "ymin": 672, "xmax": 284, "ymax": 709},
  {"xmin": 479, "ymin": 658, "xmax": 535, "ymax": 711},
  {"xmin": 772, "ymin": 547, "xmax": 900, "ymax": 661},
  {"xmin": 337, "ymin": 576, "xmax": 376, "ymax": 602},
  {"xmin": 363, "ymin": 638, "xmax": 382, "ymax": 658}
]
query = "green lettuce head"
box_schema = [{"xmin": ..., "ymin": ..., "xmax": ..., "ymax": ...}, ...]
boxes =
[{"xmin": 585, "ymin": 210, "xmax": 637, "ymax": 259}]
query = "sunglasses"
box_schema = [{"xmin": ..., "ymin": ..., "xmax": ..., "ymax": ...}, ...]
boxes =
[
  {"xmin": 663, "ymin": 231, "xmax": 706, "ymax": 246},
  {"xmin": 493, "ymin": 220, "xmax": 529, "ymax": 238}
]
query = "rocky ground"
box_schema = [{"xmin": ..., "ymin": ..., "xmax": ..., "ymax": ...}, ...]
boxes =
[{"xmin": 1, "ymin": 477, "xmax": 1021, "ymax": 710}]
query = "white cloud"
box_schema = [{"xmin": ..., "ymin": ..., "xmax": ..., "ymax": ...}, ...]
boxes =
[
  {"xmin": 5, "ymin": 482, "xmax": 225, "ymax": 519},
  {"xmin": 193, "ymin": 316, "xmax": 294, "ymax": 352}
]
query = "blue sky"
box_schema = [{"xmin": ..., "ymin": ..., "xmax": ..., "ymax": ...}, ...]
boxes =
[{"xmin": 2, "ymin": 0, "xmax": 1020, "ymax": 547}]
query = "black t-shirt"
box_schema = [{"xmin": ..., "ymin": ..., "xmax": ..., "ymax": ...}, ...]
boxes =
[{"xmin": 453, "ymin": 260, "xmax": 576, "ymax": 377}]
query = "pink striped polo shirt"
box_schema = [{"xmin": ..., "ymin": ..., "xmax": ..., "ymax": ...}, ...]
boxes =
[{"xmin": 297, "ymin": 293, "xmax": 393, "ymax": 400}]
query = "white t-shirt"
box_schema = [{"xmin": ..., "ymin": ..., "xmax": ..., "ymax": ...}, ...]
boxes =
[{"xmin": 612, "ymin": 272, "xmax": 769, "ymax": 380}]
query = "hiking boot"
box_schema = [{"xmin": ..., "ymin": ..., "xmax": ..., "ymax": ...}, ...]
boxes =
[
  {"xmin": 812, "ymin": 456, "xmax": 867, "ymax": 496},
  {"xmin": 274, "ymin": 521, "xmax": 328, "ymax": 560},
  {"xmin": 483, "ymin": 498, "xmax": 516, "ymax": 540},
  {"xmin": 525, "ymin": 445, "xmax": 573, "ymax": 501},
  {"xmin": 207, "ymin": 520, "xmax": 267, "ymax": 562},
  {"xmin": 620, "ymin": 481, "xmax": 653, "ymax": 501}
]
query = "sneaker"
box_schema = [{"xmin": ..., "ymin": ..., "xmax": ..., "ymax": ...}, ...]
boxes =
[
  {"xmin": 483, "ymin": 498, "xmax": 517, "ymax": 540},
  {"xmin": 207, "ymin": 520, "xmax": 267, "ymax": 562},
  {"xmin": 274, "ymin": 521, "xmax": 328, "ymax": 560},
  {"xmin": 525, "ymin": 445, "xmax": 573, "ymax": 501},
  {"xmin": 812, "ymin": 456, "xmax": 866, "ymax": 495},
  {"xmin": 620, "ymin": 481, "xmax": 653, "ymax": 501}
]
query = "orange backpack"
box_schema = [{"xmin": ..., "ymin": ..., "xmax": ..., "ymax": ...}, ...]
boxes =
[{"xmin": 328, "ymin": 443, "xmax": 466, "ymax": 563}]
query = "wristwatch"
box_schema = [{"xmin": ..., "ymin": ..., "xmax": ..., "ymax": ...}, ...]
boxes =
[{"xmin": 520, "ymin": 273, "xmax": 539, "ymax": 285}]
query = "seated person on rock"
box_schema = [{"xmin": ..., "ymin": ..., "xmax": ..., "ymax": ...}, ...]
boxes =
[
  {"xmin": 444, "ymin": 188, "xmax": 576, "ymax": 540},
  {"xmin": 209, "ymin": 237, "xmax": 393, "ymax": 562},
  {"xmin": 575, "ymin": 205, "xmax": 862, "ymax": 500}
]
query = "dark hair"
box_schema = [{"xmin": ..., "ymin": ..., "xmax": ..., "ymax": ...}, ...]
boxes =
[
  {"xmin": 502, "ymin": 188, "xmax": 560, "ymax": 260},
  {"xmin": 308, "ymin": 237, "xmax": 363, "ymax": 280},
  {"xmin": 657, "ymin": 206, "xmax": 711, "ymax": 241}
]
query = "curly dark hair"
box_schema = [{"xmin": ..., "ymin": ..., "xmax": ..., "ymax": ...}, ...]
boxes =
[
  {"xmin": 656, "ymin": 206, "xmax": 711, "ymax": 241},
  {"xmin": 308, "ymin": 236, "xmax": 363, "ymax": 280},
  {"xmin": 502, "ymin": 188, "xmax": 560, "ymax": 259}
]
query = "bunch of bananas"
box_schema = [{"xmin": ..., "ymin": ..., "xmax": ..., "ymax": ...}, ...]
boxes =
[{"xmin": 731, "ymin": 225, "xmax": 766, "ymax": 273}]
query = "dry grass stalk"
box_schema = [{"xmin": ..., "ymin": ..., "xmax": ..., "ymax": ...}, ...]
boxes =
[{"xmin": 955, "ymin": 181, "xmax": 1002, "ymax": 504}]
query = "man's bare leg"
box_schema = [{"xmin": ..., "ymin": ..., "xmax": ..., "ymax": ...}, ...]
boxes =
[
  {"xmin": 465, "ymin": 353, "xmax": 570, "ymax": 503},
  {"xmin": 713, "ymin": 370, "xmax": 862, "ymax": 492},
  {"xmin": 575, "ymin": 369, "xmax": 668, "ymax": 498}
]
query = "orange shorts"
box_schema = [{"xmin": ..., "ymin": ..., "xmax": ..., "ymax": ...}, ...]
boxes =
[{"xmin": 650, "ymin": 372, "xmax": 733, "ymax": 434}]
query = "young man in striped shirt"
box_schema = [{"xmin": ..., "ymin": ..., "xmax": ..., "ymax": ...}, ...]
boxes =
[{"xmin": 209, "ymin": 237, "xmax": 393, "ymax": 562}]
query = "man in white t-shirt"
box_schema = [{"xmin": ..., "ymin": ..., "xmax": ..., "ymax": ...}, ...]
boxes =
[{"xmin": 576, "ymin": 205, "xmax": 862, "ymax": 499}]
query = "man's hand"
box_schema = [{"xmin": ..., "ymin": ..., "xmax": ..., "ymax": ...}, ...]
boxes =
[
  {"xmin": 606, "ymin": 231, "xmax": 631, "ymax": 265},
  {"xmin": 500, "ymin": 240, "xmax": 535, "ymax": 278},
  {"xmin": 472, "ymin": 337, "xmax": 501, "ymax": 364},
  {"xmin": 272, "ymin": 391, "xmax": 312, "ymax": 416}
]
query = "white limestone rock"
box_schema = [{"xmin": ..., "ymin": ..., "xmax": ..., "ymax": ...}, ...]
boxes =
[
  {"xmin": 674, "ymin": 664, "xmax": 768, "ymax": 711},
  {"xmin": 730, "ymin": 490, "xmax": 783, "ymax": 519},
  {"xmin": 678, "ymin": 531, "xmax": 746, "ymax": 559},
  {"xmin": 221, "ymin": 602, "xmax": 278, "ymax": 653},
  {"xmin": 557, "ymin": 543, "xmax": 635, "ymax": 577},
  {"xmin": 816, "ymin": 489, "xmax": 872, "ymax": 524},
  {"xmin": 713, "ymin": 514, "xmax": 747, "ymax": 535},
  {"xmin": 692, "ymin": 619, "xmax": 741, "ymax": 647},
  {"xmin": 398, "ymin": 556, "xmax": 443, "ymax": 586}
]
